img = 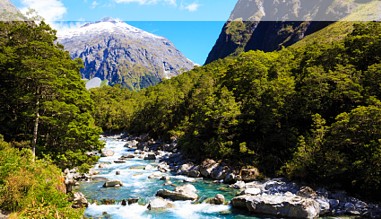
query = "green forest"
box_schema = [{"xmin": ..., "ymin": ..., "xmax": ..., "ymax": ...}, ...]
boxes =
[
  {"xmin": 91, "ymin": 22, "xmax": 381, "ymax": 200},
  {"xmin": 0, "ymin": 21, "xmax": 102, "ymax": 217}
]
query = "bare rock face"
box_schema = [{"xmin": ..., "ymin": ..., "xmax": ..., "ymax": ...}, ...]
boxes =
[
  {"xmin": 231, "ymin": 193, "xmax": 320, "ymax": 219},
  {"xmin": 205, "ymin": 0, "xmax": 369, "ymax": 64},
  {"xmin": 57, "ymin": 18, "xmax": 194, "ymax": 90}
]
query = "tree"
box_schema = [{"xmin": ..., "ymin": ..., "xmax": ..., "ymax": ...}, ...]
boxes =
[{"xmin": 0, "ymin": 21, "xmax": 102, "ymax": 170}]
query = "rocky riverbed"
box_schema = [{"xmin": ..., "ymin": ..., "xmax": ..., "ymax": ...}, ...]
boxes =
[{"xmin": 65, "ymin": 134, "xmax": 381, "ymax": 219}]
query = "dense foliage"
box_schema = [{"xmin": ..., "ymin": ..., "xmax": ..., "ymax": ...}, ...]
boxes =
[
  {"xmin": 0, "ymin": 135, "xmax": 84, "ymax": 218},
  {"xmin": 92, "ymin": 22, "xmax": 381, "ymax": 199},
  {"xmin": 0, "ymin": 21, "xmax": 103, "ymax": 170}
]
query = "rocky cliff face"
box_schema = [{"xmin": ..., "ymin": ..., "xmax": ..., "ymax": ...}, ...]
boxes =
[
  {"xmin": 0, "ymin": 0, "xmax": 25, "ymax": 21},
  {"xmin": 205, "ymin": 0, "xmax": 367, "ymax": 64},
  {"xmin": 57, "ymin": 18, "xmax": 194, "ymax": 90}
]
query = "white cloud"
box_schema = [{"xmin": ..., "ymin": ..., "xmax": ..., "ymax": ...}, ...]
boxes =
[
  {"xmin": 184, "ymin": 2, "xmax": 199, "ymax": 12},
  {"xmin": 20, "ymin": 0, "xmax": 67, "ymax": 23},
  {"xmin": 91, "ymin": 0, "xmax": 99, "ymax": 8}
]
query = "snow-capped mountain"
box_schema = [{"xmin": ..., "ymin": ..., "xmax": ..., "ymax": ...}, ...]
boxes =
[{"xmin": 57, "ymin": 18, "xmax": 194, "ymax": 90}]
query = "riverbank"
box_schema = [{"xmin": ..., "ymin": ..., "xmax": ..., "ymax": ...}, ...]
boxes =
[{"xmin": 67, "ymin": 134, "xmax": 381, "ymax": 218}]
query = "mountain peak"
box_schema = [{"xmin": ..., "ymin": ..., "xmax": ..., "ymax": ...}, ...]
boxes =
[
  {"xmin": 57, "ymin": 19, "xmax": 194, "ymax": 90},
  {"xmin": 59, "ymin": 18, "xmax": 164, "ymax": 40}
]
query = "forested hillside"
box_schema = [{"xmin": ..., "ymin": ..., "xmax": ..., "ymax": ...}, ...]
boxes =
[
  {"xmin": 0, "ymin": 21, "xmax": 103, "ymax": 217},
  {"xmin": 91, "ymin": 22, "xmax": 381, "ymax": 200}
]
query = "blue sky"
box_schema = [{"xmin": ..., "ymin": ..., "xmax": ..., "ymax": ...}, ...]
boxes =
[{"xmin": 11, "ymin": 0, "xmax": 237, "ymax": 64}]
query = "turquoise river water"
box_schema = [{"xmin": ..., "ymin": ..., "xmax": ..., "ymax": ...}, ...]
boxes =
[{"xmin": 80, "ymin": 137, "xmax": 264, "ymax": 219}]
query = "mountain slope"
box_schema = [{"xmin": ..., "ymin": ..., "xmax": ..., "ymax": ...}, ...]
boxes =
[
  {"xmin": 57, "ymin": 18, "xmax": 194, "ymax": 90},
  {"xmin": 0, "ymin": 0, "xmax": 25, "ymax": 21},
  {"xmin": 205, "ymin": 0, "xmax": 375, "ymax": 64}
]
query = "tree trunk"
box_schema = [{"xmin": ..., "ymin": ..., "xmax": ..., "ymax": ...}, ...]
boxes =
[{"xmin": 32, "ymin": 86, "xmax": 40, "ymax": 162}]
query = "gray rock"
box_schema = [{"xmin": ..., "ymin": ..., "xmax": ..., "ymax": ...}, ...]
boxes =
[
  {"xmin": 103, "ymin": 180, "xmax": 123, "ymax": 188},
  {"xmin": 205, "ymin": 194, "xmax": 225, "ymax": 205},
  {"xmin": 231, "ymin": 180, "xmax": 246, "ymax": 189},
  {"xmin": 72, "ymin": 192, "xmax": 89, "ymax": 208},
  {"xmin": 211, "ymin": 165, "xmax": 230, "ymax": 180},
  {"xmin": 240, "ymin": 168, "xmax": 260, "ymax": 182},
  {"xmin": 156, "ymin": 184, "xmax": 198, "ymax": 201},
  {"xmin": 188, "ymin": 170, "xmax": 200, "ymax": 178},
  {"xmin": 224, "ymin": 173, "xmax": 237, "ymax": 184},
  {"xmin": 240, "ymin": 188, "xmax": 261, "ymax": 196},
  {"xmin": 101, "ymin": 149, "xmax": 115, "ymax": 157},
  {"xmin": 297, "ymin": 186, "xmax": 317, "ymax": 199},
  {"xmin": 231, "ymin": 194, "xmax": 320, "ymax": 219},
  {"xmin": 147, "ymin": 197, "xmax": 174, "ymax": 211},
  {"xmin": 144, "ymin": 153, "xmax": 156, "ymax": 160},
  {"xmin": 128, "ymin": 198, "xmax": 139, "ymax": 205},
  {"xmin": 316, "ymin": 198, "xmax": 331, "ymax": 215},
  {"xmin": 177, "ymin": 163, "xmax": 194, "ymax": 175},
  {"xmin": 200, "ymin": 159, "xmax": 219, "ymax": 178}
]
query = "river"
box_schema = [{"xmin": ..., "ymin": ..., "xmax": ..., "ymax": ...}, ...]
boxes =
[{"xmin": 79, "ymin": 136, "xmax": 260, "ymax": 219}]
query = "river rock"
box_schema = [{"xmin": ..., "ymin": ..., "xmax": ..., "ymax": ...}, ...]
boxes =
[
  {"xmin": 147, "ymin": 197, "xmax": 174, "ymax": 211},
  {"xmin": 72, "ymin": 192, "xmax": 89, "ymax": 208},
  {"xmin": 144, "ymin": 152, "xmax": 156, "ymax": 160},
  {"xmin": 205, "ymin": 194, "xmax": 225, "ymax": 205},
  {"xmin": 240, "ymin": 188, "xmax": 261, "ymax": 196},
  {"xmin": 114, "ymin": 160, "xmax": 126, "ymax": 164},
  {"xmin": 188, "ymin": 169, "xmax": 201, "ymax": 178},
  {"xmin": 103, "ymin": 180, "xmax": 123, "ymax": 188},
  {"xmin": 231, "ymin": 180, "xmax": 246, "ymax": 189},
  {"xmin": 316, "ymin": 198, "xmax": 331, "ymax": 215},
  {"xmin": 240, "ymin": 168, "xmax": 260, "ymax": 182},
  {"xmin": 156, "ymin": 184, "xmax": 198, "ymax": 201},
  {"xmin": 231, "ymin": 194, "xmax": 320, "ymax": 219},
  {"xmin": 297, "ymin": 186, "xmax": 317, "ymax": 199},
  {"xmin": 158, "ymin": 162, "xmax": 171, "ymax": 173},
  {"xmin": 128, "ymin": 198, "xmax": 139, "ymax": 205},
  {"xmin": 211, "ymin": 165, "xmax": 230, "ymax": 180},
  {"xmin": 101, "ymin": 149, "xmax": 115, "ymax": 157},
  {"xmin": 162, "ymin": 143, "xmax": 177, "ymax": 152},
  {"xmin": 124, "ymin": 140, "xmax": 138, "ymax": 148},
  {"xmin": 91, "ymin": 176, "xmax": 108, "ymax": 181},
  {"xmin": 224, "ymin": 173, "xmax": 237, "ymax": 184},
  {"xmin": 122, "ymin": 154, "xmax": 135, "ymax": 159},
  {"xmin": 200, "ymin": 159, "xmax": 219, "ymax": 178},
  {"xmin": 177, "ymin": 163, "xmax": 194, "ymax": 175}
]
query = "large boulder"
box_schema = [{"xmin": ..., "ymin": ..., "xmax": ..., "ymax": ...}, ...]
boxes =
[
  {"xmin": 144, "ymin": 152, "xmax": 156, "ymax": 160},
  {"xmin": 204, "ymin": 194, "xmax": 225, "ymax": 205},
  {"xmin": 231, "ymin": 194, "xmax": 320, "ymax": 219},
  {"xmin": 147, "ymin": 197, "xmax": 174, "ymax": 210},
  {"xmin": 124, "ymin": 140, "xmax": 138, "ymax": 148},
  {"xmin": 156, "ymin": 184, "xmax": 198, "ymax": 201},
  {"xmin": 103, "ymin": 180, "xmax": 123, "ymax": 188},
  {"xmin": 101, "ymin": 149, "xmax": 115, "ymax": 157},
  {"xmin": 72, "ymin": 192, "xmax": 89, "ymax": 208},
  {"xmin": 176, "ymin": 163, "xmax": 194, "ymax": 175},
  {"xmin": 210, "ymin": 165, "xmax": 230, "ymax": 180},
  {"xmin": 200, "ymin": 159, "xmax": 219, "ymax": 178},
  {"xmin": 240, "ymin": 168, "xmax": 260, "ymax": 182}
]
